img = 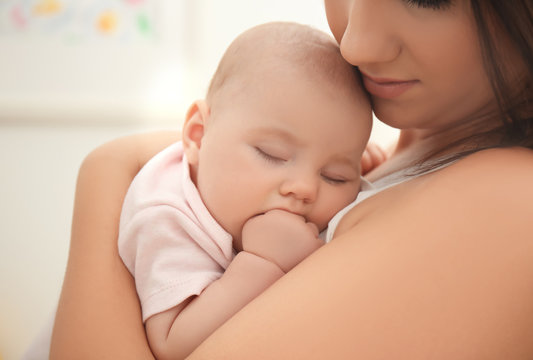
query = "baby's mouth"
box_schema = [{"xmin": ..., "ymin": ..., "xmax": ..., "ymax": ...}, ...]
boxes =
[{"xmin": 270, "ymin": 208, "xmax": 308, "ymax": 221}]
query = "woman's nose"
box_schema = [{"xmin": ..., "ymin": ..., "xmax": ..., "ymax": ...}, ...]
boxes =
[
  {"xmin": 279, "ymin": 175, "xmax": 318, "ymax": 203},
  {"xmin": 338, "ymin": 0, "xmax": 401, "ymax": 66}
]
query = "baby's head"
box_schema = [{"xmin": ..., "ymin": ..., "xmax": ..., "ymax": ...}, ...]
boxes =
[
  {"xmin": 205, "ymin": 21, "xmax": 370, "ymax": 118},
  {"xmin": 183, "ymin": 21, "xmax": 372, "ymax": 244}
]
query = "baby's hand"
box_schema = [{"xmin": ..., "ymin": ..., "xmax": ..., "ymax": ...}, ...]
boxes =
[
  {"xmin": 361, "ymin": 142, "xmax": 388, "ymax": 175},
  {"xmin": 241, "ymin": 209, "xmax": 324, "ymax": 272}
]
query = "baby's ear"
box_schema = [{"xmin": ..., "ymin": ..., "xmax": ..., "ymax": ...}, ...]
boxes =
[{"xmin": 182, "ymin": 100, "xmax": 209, "ymax": 166}]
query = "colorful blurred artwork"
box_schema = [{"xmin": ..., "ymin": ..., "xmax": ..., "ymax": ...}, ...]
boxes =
[{"xmin": 0, "ymin": 0, "xmax": 157, "ymax": 43}]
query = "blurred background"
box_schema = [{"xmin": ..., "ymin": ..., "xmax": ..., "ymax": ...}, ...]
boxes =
[{"xmin": 0, "ymin": 1, "xmax": 398, "ymax": 358}]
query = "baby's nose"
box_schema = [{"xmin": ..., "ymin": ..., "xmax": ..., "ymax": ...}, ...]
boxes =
[{"xmin": 279, "ymin": 175, "xmax": 318, "ymax": 203}]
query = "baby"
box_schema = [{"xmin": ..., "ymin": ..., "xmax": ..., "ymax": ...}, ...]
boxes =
[{"xmin": 118, "ymin": 21, "xmax": 372, "ymax": 360}]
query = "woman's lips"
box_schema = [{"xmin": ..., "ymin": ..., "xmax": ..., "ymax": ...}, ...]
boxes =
[{"xmin": 360, "ymin": 72, "xmax": 419, "ymax": 99}]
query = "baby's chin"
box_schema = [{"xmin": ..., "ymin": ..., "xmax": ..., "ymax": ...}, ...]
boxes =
[{"xmin": 311, "ymin": 218, "xmax": 329, "ymax": 234}]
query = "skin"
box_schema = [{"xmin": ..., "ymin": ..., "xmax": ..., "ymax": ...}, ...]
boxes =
[
  {"xmin": 328, "ymin": 0, "xmax": 495, "ymax": 135},
  {"xmin": 188, "ymin": 148, "xmax": 533, "ymax": 360},
  {"xmin": 189, "ymin": 80, "xmax": 369, "ymax": 243},
  {"xmin": 327, "ymin": 0, "xmax": 505, "ymax": 181},
  {"xmin": 51, "ymin": 1, "xmax": 533, "ymax": 359},
  {"xmin": 145, "ymin": 26, "xmax": 372, "ymax": 359}
]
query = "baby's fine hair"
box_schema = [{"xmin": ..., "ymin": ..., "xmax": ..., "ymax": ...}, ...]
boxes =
[{"xmin": 206, "ymin": 21, "xmax": 364, "ymax": 109}]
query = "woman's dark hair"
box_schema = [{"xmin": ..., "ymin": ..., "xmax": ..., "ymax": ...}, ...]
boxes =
[{"xmin": 418, "ymin": 0, "xmax": 533, "ymax": 170}]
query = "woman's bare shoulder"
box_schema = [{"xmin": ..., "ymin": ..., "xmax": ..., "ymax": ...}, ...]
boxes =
[
  {"xmin": 438, "ymin": 146, "xmax": 533, "ymax": 185},
  {"xmin": 336, "ymin": 146, "xmax": 533, "ymax": 240},
  {"xmin": 418, "ymin": 146, "xmax": 533, "ymax": 209},
  {"xmin": 417, "ymin": 146, "xmax": 533, "ymax": 230}
]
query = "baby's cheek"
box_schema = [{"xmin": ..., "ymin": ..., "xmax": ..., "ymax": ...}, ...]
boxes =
[
  {"xmin": 319, "ymin": 189, "xmax": 359, "ymax": 228},
  {"xmin": 223, "ymin": 216, "xmax": 248, "ymax": 249},
  {"xmin": 311, "ymin": 210, "xmax": 335, "ymax": 233}
]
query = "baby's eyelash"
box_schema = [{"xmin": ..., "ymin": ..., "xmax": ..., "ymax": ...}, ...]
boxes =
[
  {"xmin": 322, "ymin": 175, "xmax": 348, "ymax": 185},
  {"xmin": 404, "ymin": 0, "xmax": 452, "ymax": 10},
  {"xmin": 254, "ymin": 147, "xmax": 284, "ymax": 163}
]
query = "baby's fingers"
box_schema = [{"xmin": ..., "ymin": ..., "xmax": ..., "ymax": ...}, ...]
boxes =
[
  {"xmin": 305, "ymin": 221, "xmax": 319, "ymax": 238},
  {"xmin": 361, "ymin": 142, "xmax": 387, "ymax": 175}
]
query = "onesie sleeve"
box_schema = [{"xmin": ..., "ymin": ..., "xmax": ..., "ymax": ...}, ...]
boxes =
[{"xmin": 119, "ymin": 204, "xmax": 225, "ymax": 322}]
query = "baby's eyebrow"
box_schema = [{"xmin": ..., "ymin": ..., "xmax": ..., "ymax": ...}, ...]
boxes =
[
  {"xmin": 249, "ymin": 126, "xmax": 303, "ymax": 146},
  {"xmin": 327, "ymin": 153, "xmax": 360, "ymax": 170}
]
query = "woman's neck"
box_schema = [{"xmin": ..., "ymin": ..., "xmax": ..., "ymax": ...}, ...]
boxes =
[{"xmin": 367, "ymin": 110, "xmax": 503, "ymax": 182}]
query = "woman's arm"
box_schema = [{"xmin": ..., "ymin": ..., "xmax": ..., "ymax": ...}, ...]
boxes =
[
  {"xmin": 188, "ymin": 148, "xmax": 533, "ymax": 359},
  {"xmin": 50, "ymin": 131, "xmax": 180, "ymax": 360},
  {"xmin": 147, "ymin": 210, "xmax": 321, "ymax": 360},
  {"xmin": 146, "ymin": 252, "xmax": 285, "ymax": 360}
]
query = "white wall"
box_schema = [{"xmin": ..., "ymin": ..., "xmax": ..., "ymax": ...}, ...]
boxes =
[
  {"xmin": 0, "ymin": 125, "xmax": 157, "ymax": 359},
  {"xmin": 0, "ymin": 0, "xmax": 332, "ymax": 126},
  {"xmin": 0, "ymin": 1, "xmax": 398, "ymax": 359}
]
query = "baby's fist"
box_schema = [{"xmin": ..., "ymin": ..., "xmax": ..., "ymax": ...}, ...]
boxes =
[{"xmin": 241, "ymin": 209, "xmax": 324, "ymax": 272}]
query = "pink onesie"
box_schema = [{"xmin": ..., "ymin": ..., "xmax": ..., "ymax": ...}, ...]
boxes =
[{"xmin": 118, "ymin": 142, "xmax": 235, "ymax": 322}]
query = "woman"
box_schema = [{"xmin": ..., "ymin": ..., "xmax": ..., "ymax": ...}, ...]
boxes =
[{"xmin": 51, "ymin": 0, "xmax": 533, "ymax": 358}]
